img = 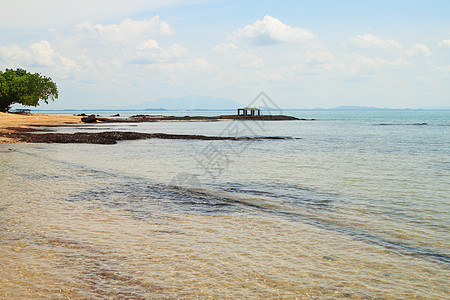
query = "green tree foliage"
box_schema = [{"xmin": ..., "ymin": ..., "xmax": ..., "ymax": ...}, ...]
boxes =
[{"xmin": 0, "ymin": 68, "xmax": 58, "ymax": 112}]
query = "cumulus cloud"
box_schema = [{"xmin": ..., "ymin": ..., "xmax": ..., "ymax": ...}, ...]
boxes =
[
  {"xmin": 405, "ymin": 44, "xmax": 432, "ymax": 57},
  {"xmin": 41, "ymin": 16, "xmax": 188, "ymax": 76},
  {"xmin": 0, "ymin": 44, "xmax": 32, "ymax": 65},
  {"xmin": 74, "ymin": 16, "xmax": 173, "ymax": 45},
  {"xmin": 0, "ymin": 41, "xmax": 78, "ymax": 77},
  {"xmin": 129, "ymin": 40, "xmax": 188, "ymax": 64},
  {"xmin": 230, "ymin": 15, "xmax": 315, "ymax": 45},
  {"xmin": 348, "ymin": 34, "xmax": 402, "ymax": 50},
  {"xmin": 213, "ymin": 43, "xmax": 263, "ymax": 68},
  {"xmin": 438, "ymin": 39, "xmax": 450, "ymax": 48},
  {"xmin": 0, "ymin": 21, "xmax": 181, "ymax": 82},
  {"xmin": 338, "ymin": 53, "xmax": 415, "ymax": 77}
]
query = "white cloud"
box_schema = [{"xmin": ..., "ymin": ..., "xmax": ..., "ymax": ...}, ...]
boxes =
[
  {"xmin": 0, "ymin": 44, "xmax": 32, "ymax": 65},
  {"xmin": 143, "ymin": 58, "xmax": 217, "ymax": 89},
  {"xmin": 294, "ymin": 51, "xmax": 337, "ymax": 75},
  {"xmin": 338, "ymin": 53, "xmax": 415, "ymax": 77},
  {"xmin": 213, "ymin": 43, "xmax": 263, "ymax": 68},
  {"xmin": 392, "ymin": 58, "xmax": 413, "ymax": 68},
  {"xmin": 35, "ymin": 16, "xmax": 188, "ymax": 78},
  {"xmin": 0, "ymin": 41, "xmax": 78, "ymax": 77},
  {"xmin": 438, "ymin": 39, "xmax": 450, "ymax": 48},
  {"xmin": 340, "ymin": 53, "xmax": 387, "ymax": 76},
  {"xmin": 348, "ymin": 34, "xmax": 402, "ymax": 50},
  {"xmin": 405, "ymin": 44, "xmax": 432, "ymax": 57},
  {"xmin": 137, "ymin": 40, "xmax": 160, "ymax": 50},
  {"xmin": 74, "ymin": 16, "xmax": 173, "ymax": 45},
  {"xmin": 230, "ymin": 15, "xmax": 315, "ymax": 45},
  {"xmin": 0, "ymin": 20, "xmax": 182, "ymax": 82},
  {"xmin": 129, "ymin": 40, "xmax": 188, "ymax": 64},
  {"xmin": 306, "ymin": 51, "xmax": 337, "ymax": 64},
  {"xmin": 434, "ymin": 65, "xmax": 450, "ymax": 72},
  {"xmin": 40, "ymin": 16, "xmax": 207, "ymax": 83}
]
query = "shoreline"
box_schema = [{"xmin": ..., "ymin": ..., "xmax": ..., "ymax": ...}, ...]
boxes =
[
  {"xmin": 0, "ymin": 112, "xmax": 82, "ymax": 143},
  {"xmin": 0, "ymin": 112, "xmax": 301, "ymax": 144}
]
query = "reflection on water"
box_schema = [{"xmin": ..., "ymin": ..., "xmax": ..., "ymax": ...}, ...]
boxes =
[{"xmin": 1, "ymin": 110, "xmax": 449, "ymax": 298}]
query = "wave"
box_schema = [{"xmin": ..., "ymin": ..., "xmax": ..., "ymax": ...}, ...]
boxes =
[
  {"xmin": 63, "ymin": 178, "xmax": 449, "ymax": 265},
  {"xmin": 13, "ymin": 148, "xmax": 450, "ymax": 266},
  {"xmin": 374, "ymin": 122, "xmax": 428, "ymax": 126}
]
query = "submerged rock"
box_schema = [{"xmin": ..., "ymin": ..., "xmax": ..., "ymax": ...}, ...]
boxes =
[
  {"xmin": 1, "ymin": 130, "xmax": 296, "ymax": 145},
  {"xmin": 81, "ymin": 115, "xmax": 97, "ymax": 123}
]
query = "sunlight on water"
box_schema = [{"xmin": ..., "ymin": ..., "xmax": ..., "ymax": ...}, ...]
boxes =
[{"xmin": 1, "ymin": 110, "xmax": 449, "ymax": 298}]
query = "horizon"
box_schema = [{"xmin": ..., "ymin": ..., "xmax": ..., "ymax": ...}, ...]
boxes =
[
  {"xmin": 1, "ymin": 1, "xmax": 450, "ymax": 109},
  {"xmin": 19, "ymin": 105, "xmax": 450, "ymax": 112}
]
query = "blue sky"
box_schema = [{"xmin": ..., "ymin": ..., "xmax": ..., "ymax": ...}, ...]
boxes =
[{"xmin": 1, "ymin": 0, "xmax": 449, "ymax": 109}]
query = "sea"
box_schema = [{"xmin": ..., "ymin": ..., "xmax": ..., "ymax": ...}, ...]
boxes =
[{"xmin": 1, "ymin": 109, "xmax": 449, "ymax": 299}]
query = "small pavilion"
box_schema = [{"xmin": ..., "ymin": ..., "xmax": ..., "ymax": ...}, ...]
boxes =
[{"xmin": 237, "ymin": 107, "xmax": 261, "ymax": 116}]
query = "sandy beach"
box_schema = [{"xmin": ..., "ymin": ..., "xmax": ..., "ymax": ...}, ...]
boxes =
[{"xmin": 0, "ymin": 112, "xmax": 82, "ymax": 143}]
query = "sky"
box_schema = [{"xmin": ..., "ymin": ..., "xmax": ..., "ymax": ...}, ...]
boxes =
[{"xmin": 1, "ymin": 0, "xmax": 449, "ymax": 109}]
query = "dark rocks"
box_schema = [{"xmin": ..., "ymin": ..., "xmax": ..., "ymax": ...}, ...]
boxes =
[
  {"xmin": 81, "ymin": 115, "xmax": 98, "ymax": 123},
  {"xmin": 1, "ymin": 130, "xmax": 296, "ymax": 145},
  {"xmin": 130, "ymin": 114, "xmax": 151, "ymax": 118}
]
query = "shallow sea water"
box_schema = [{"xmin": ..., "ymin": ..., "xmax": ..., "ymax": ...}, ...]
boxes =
[{"xmin": 0, "ymin": 110, "xmax": 449, "ymax": 298}]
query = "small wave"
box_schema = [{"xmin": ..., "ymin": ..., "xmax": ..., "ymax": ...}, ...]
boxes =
[
  {"xmin": 0, "ymin": 148, "xmax": 16, "ymax": 153},
  {"xmin": 212, "ymin": 182, "xmax": 336, "ymax": 209},
  {"xmin": 375, "ymin": 122, "xmax": 428, "ymax": 126},
  {"xmin": 64, "ymin": 180, "xmax": 240, "ymax": 217},
  {"xmin": 63, "ymin": 178, "xmax": 450, "ymax": 265}
]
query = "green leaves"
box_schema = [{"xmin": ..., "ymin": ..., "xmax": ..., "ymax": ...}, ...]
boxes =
[{"xmin": 0, "ymin": 68, "xmax": 58, "ymax": 112}]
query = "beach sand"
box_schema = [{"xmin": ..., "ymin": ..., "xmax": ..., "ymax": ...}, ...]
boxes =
[{"xmin": 0, "ymin": 112, "xmax": 82, "ymax": 143}]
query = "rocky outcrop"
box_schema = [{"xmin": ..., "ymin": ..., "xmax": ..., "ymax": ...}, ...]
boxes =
[
  {"xmin": 1, "ymin": 130, "xmax": 295, "ymax": 144},
  {"xmin": 81, "ymin": 115, "xmax": 313, "ymax": 123}
]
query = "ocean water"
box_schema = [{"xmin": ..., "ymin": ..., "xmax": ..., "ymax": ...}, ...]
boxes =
[{"xmin": 1, "ymin": 110, "xmax": 449, "ymax": 298}]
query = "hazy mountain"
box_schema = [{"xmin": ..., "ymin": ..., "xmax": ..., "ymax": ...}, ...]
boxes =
[
  {"xmin": 125, "ymin": 95, "xmax": 243, "ymax": 110},
  {"xmin": 334, "ymin": 106, "xmax": 382, "ymax": 110}
]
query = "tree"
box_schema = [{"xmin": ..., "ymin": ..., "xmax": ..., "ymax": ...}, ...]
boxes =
[{"xmin": 0, "ymin": 68, "xmax": 58, "ymax": 112}]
